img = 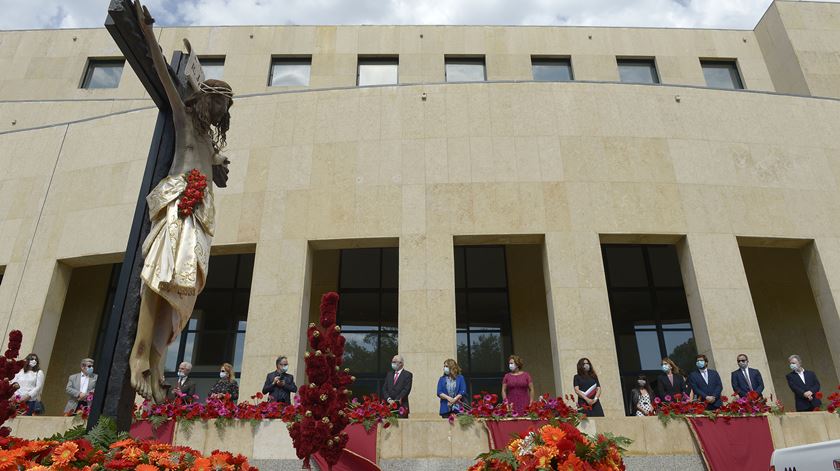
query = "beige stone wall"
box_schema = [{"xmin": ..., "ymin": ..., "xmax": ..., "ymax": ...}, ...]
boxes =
[
  {"xmin": 741, "ymin": 246, "xmax": 840, "ymax": 410},
  {"xmin": 40, "ymin": 264, "xmax": 111, "ymax": 415},
  {"xmin": 506, "ymin": 244, "xmax": 556, "ymax": 397}
]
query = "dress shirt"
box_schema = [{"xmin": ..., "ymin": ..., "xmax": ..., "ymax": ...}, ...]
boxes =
[
  {"xmin": 80, "ymin": 374, "xmax": 90, "ymax": 395},
  {"xmin": 701, "ymin": 369, "xmax": 709, "ymax": 383},
  {"xmin": 742, "ymin": 368, "xmax": 752, "ymax": 390},
  {"xmin": 12, "ymin": 370, "xmax": 45, "ymax": 401},
  {"xmin": 797, "ymin": 370, "xmax": 806, "ymax": 384}
]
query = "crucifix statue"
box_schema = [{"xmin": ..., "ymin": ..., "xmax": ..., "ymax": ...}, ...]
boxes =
[
  {"xmin": 88, "ymin": 0, "xmax": 235, "ymax": 429},
  {"xmin": 129, "ymin": 0, "xmax": 234, "ymax": 403}
]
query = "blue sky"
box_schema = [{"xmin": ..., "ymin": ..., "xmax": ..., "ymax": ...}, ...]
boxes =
[{"xmin": 1, "ymin": 0, "xmax": 838, "ymax": 31}]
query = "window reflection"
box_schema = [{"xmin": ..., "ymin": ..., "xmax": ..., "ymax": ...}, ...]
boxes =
[
  {"xmin": 532, "ymin": 58, "xmax": 573, "ymax": 82},
  {"xmin": 617, "ymin": 59, "xmax": 660, "ymax": 84},
  {"xmin": 445, "ymin": 58, "xmax": 486, "ymax": 82},
  {"xmin": 81, "ymin": 59, "xmax": 124, "ymax": 89},
  {"xmin": 269, "ymin": 58, "xmax": 311, "ymax": 86},
  {"xmin": 358, "ymin": 59, "xmax": 399, "ymax": 86}
]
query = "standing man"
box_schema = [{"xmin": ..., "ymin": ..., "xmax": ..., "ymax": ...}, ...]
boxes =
[
  {"xmin": 730, "ymin": 353, "xmax": 765, "ymax": 397},
  {"xmin": 262, "ymin": 356, "xmax": 298, "ymax": 404},
  {"xmin": 64, "ymin": 358, "xmax": 97, "ymax": 414},
  {"xmin": 169, "ymin": 362, "xmax": 196, "ymax": 402},
  {"xmin": 383, "ymin": 355, "xmax": 412, "ymax": 418},
  {"xmin": 687, "ymin": 354, "xmax": 723, "ymax": 410},
  {"xmin": 786, "ymin": 354, "xmax": 822, "ymax": 412}
]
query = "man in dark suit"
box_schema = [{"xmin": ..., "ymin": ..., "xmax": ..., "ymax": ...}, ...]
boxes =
[
  {"xmin": 786, "ymin": 354, "xmax": 822, "ymax": 412},
  {"xmin": 168, "ymin": 361, "xmax": 197, "ymax": 402},
  {"xmin": 262, "ymin": 356, "xmax": 298, "ymax": 404},
  {"xmin": 383, "ymin": 355, "xmax": 412, "ymax": 418},
  {"xmin": 730, "ymin": 353, "xmax": 765, "ymax": 397},
  {"xmin": 687, "ymin": 354, "xmax": 723, "ymax": 410}
]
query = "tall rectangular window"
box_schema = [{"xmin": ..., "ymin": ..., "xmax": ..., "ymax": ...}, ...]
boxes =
[
  {"xmin": 200, "ymin": 58, "xmax": 225, "ymax": 81},
  {"xmin": 532, "ymin": 57, "xmax": 573, "ymax": 82},
  {"xmin": 338, "ymin": 248, "xmax": 398, "ymax": 398},
  {"xmin": 602, "ymin": 244, "xmax": 697, "ymax": 415},
  {"xmin": 445, "ymin": 57, "xmax": 486, "ymax": 83},
  {"xmin": 357, "ymin": 57, "xmax": 399, "ymax": 86},
  {"xmin": 164, "ymin": 253, "xmax": 255, "ymax": 400},
  {"xmin": 701, "ymin": 60, "xmax": 744, "ymax": 90},
  {"xmin": 269, "ymin": 57, "xmax": 311, "ymax": 86},
  {"xmin": 617, "ymin": 58, "xmax": 659, "ymax": 84},
  {"xmin": 455, "ymin": 246, "xmax": 514, "ymax": 396},
  {"xmin": 81, "ymin": 59, "xmax": 124, "ymax": 89}
]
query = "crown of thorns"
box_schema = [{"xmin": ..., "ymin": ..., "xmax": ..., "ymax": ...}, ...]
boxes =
[{"xmin": 198, "ymin": 81, "xmax": 233, "ymax": 98}]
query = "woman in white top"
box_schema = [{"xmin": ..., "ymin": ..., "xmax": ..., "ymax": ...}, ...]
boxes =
[{"xmin": 12, "ymin": 353, "xmax": 46, "ymax": 415}]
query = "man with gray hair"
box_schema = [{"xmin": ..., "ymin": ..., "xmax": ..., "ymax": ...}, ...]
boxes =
[
  {"xmin": 785, "ymin": 354, "xmax": 822, "ymax": 412},
  {"xmin": 64, "ymin": 358, "xmax": 97, "ymax": 414},
  {"xmin": 383, "ymin": 354, "xmax": 412, "ymax": 418},
  {"xmin": 168, "ymin": 361, "xmax": 196, "ymax": 402}
]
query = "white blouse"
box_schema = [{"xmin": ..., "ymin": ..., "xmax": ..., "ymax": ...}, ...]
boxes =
[{"xmin": 12, "ymin": 369, "xmax": 45, "ymax": 401}]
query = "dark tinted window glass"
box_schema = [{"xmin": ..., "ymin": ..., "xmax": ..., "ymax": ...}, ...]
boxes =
[
  {"xmin": 701, "ymin": 60, "xmax": 743, "ymax": 90},
  {"xmin": 532, "ymin": 58, "xmax": 573, "ymax": 81},
  {"xmin": 340, "ymin": 248, "xmax": 381, "ymax": 289},
  {"xmin": 617, "ymin": 59, "xmax": 659, "ymax": 84},
  {"xmin": 82, "ymin": 59, "xmax": 124, "ymax": 89},
  {"xmin": 604, "ymin": 246, "xmax": 648, "ymax": 287}
]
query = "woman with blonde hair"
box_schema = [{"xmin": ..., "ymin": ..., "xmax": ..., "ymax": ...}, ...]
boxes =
[
  {"xmin": 208, "ymin": 363, "xmax": 239, "ymax": 402},
  {"xmin": 436, "ymin": 359, "xmax": 467, "ymax": 417},
  {"xmin": 656, "ymin": 357, "xmax": 689, "ymax": 401}
]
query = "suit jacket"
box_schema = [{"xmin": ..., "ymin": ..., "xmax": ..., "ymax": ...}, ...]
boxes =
[
  {"xmin": 730, "ymin": 367, "xmax": 765, "ymax": 397},
  {"xmin": 687, "ymin": 369, "xmax": 723, "ymax": 410},
  {"xmin": 655, "ymin": 373, "xmax": 689, "ymax": 401},
  {"xmin": 786, "ymin": 370, "xmax": 822, "ymax": 412},
  {"xmin": 383, "ymin": 369, "xmax": 413, "ymax": 417},
  {"xmin": 169, "ymin": 376, "xmax": 197, "ymax": 402},
  {"xmin": 64, "ymin": 372, "xmax": 98, "ymax": 414},
  {"xmin": 262, "ymin": 371, "xmax": 298, "ymax": 403}
]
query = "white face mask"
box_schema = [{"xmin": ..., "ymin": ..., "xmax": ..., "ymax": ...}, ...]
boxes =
[
  {"xmin": 280, "ymin": 365, "xmax": 289, "ymax": 373},
  {"xmin": 583, "ymin": 364, "xmax": 591, "ymax": 372},
  {"xmin": 28, "ymin": 360, "xmax": 37, "ymax": 368},
  {"xmin": 508, "ymin": 363, "xmax": 516, "ymax": 372},
  {"xmin": 661, "ymin": 364, "xmax": 671, "ymax": 372},
  {"xmin": 219, "ymin": 371, "xmax": 227, "ymax": 379},
  {"xmin": 443, "ymin": 366, "xmax": 450, "ymax": 375},
  {"xmin": 177, "ymin": 371, "xmax": 186, "ymax": 378}
]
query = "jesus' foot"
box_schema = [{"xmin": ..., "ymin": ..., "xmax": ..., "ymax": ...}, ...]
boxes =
[
  {"xmin": 131, "ymin": 366, "xmax": 153, "ymax": 400},
  {"xmin": 150, "ymin": 370, "xmax": 165, "ymax": 404}
]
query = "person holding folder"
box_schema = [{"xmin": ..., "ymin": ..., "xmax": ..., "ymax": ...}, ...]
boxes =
[{"xmin": 573, "ymin": 357, "xmax": 604, "ymax": 417}]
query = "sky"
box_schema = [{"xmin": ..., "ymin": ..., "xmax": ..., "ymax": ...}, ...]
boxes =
[{"xmin": 1, "ymin": 0, "xmax": 839, "ymax": 31}]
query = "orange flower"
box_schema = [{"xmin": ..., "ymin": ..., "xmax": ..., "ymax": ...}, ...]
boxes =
[
  {"xmin": 109, "ymin": 439, "xmax": 135, "ymax": 449},
  {"xmin": 135, "ymin": 464, "xmax": 160, "ymax": 471},
  {"xmin": 540, "ymin": 425, "xmax": 567, "ymax": 448},
  {"xmin": 211, "ymin": 452, "xmax": 235, "ymax": 470},
  {"xmin": 557, "ymin": 452, "xmax": 588, "ymax": 470},
  {"xmin": 533, "ymin": 445, "xmax": 558, "ymax": 468},
  {"xmin": 0, "ymin": 448, "xmax": 25, "ymax": 471},
  {"xmin": 507, "ymin": 438, "xmax": 523, "ymax": 453},
  {"xmin": 51, "ymin": 441, "xmax": 79, "ymax": 467},
  {"xmin": 192, "ymin": 457, "xmax": 213, "ymax": 471}
]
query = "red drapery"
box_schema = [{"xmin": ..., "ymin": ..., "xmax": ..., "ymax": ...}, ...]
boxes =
[
  {"xmin": 129, "ymin": 419, "xmax": 176, "ymax": 444},
  {"xmin": 312, "ymin": 423, "xmax": 379, "ymax": 471},
  {"xmin": 687, "ymin": 416, "xmax": 774, "ymax": 471},
  {"xmin": 485, "ymin": 419, "xmax": 548, "ymax": 450}
]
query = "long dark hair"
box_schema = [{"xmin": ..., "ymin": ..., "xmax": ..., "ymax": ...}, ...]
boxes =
[
  {"xmin": 634, "ymin": 374, "xmax": 653, "ymax": 396},
  {"xmin": 24, "ymin": 353, "xmax": 40, "ymax": 373},
  {"xmin": 576, "ymin": 357, "xmax": 598, "ymax": 380},
  {"xmin": 184, "ymin": 79, "xmax": 233, "ymax": 154}
]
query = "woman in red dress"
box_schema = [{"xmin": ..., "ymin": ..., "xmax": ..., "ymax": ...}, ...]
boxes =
[{"xmin": 502, "ymin": 355, "xmax": 534, "ymax": 414}]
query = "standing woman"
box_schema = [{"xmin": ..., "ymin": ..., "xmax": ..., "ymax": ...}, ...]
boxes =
[
  {"xmin": 573, "ymin": 357, "xmax": 604, "ymax": 417},
  {"xmin": 502, "ymin": 355, "xmax": 534, "ymax": 414},
  {"xmin": 12, "ymin": 353, "xmax": 46, "ymax": 415},
  {"xmin": 630, "ymin": 374, "xmax": 654, "ymax": 416},
  {"xmin": 656, "ymin": 357, "xmax": 689, "ymax": 401},
  {"xmin": 436, "ymin": 359, "xmax": 467, "ymax": 418},
  {"xmin": 208, "ymin": 363, "xmax": 239, "ymax": 402}
]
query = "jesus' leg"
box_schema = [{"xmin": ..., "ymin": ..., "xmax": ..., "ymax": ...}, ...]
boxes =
[
  {"xmin": 148, "ymin": 303, "xmax": 172, "ymax": 404},
  {"xmin": 130, "ymin": 288, "xmax": 161, "ymax": 400}
]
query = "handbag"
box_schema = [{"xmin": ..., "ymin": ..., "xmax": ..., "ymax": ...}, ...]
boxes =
[{"xmin": 27, "ymin": 400, "xmax": 45, "ymax": 415}]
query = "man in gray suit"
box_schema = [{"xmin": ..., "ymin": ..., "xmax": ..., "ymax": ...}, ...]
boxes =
[{"xmin": 64, "ymin": 358, "xmax": 97, "ymax": 414}]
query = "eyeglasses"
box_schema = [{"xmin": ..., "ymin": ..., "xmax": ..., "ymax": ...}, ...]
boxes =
[{"xmin": 83, "ymin": 364, "xmax": 93, "ymax": 367}]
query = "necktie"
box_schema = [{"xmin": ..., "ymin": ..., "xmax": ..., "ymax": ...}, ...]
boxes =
[
  {"xmin": 702, "ymin": 371, "xmax": 708, "ymax": 383},
  {"xmin": 744, "ymin": 370, "xmax": 752, "ymax": 390},
  {"xmin": 393, "ymin": 371, "xmax": 399, "ymax": 385}
]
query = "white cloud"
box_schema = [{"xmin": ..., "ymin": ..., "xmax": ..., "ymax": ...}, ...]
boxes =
[{"xmin": 1, "ymin": 0, "xmax": 839, "ymax": 31}]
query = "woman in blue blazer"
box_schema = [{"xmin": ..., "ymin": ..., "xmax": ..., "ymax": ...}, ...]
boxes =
[{"xmin": 437, "ymin": 359, "xmax": 467, "ymax": 418}]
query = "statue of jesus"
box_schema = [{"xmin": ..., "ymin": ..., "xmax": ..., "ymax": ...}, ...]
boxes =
[{"xmin": 130, "ymin": 0, "xmax": 234, "ymax": 403}]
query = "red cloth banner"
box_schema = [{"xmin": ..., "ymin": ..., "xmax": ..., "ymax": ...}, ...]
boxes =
[
  {"xmin": 129, "ymin": 419, "xmax": 175, "ymax": 444},
  {"xmin": 485, "ymin": 419, "xmax": 548, "ymax": 450},
  {"xmin": 687, "ymin": 416, "xmax": 774, "ymax": 471},
  {"xmin": 312, "ymin": 423, "xmax": 379, "ymax": 471}
]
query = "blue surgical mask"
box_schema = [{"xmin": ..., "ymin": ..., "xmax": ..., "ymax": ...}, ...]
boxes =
[
  {"xmin": 696, "ymin": 360, "xmax": 706, "ymax": 369},
  {"xmin": 443, "ymin": 366, "xmax": 450, "ymax": 375},
  {"xmin": 281, "ymin": 365, "xmax": 289, "ymax": 373},
  {"xmin": 86, "ymin": 367, "xmax": 94, "ymax": 375},
  {"xmin": 789, "ymin": 363, "xmax": 798, "ymax": 371},
  {"xmin": 391, "ymin": 362, "xmax": 399, "ymax": 371},
  {"xmin": 508, "ymin": 363, "xmax": 516, "ymax": 372},
  {"xmin": 661, "ymin": 364, "xmax": 671, "ymax": 373}
]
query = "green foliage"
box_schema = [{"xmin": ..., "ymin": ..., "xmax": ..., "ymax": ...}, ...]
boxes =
[
  {"xmin": 457, "ymin": 414, "xmax": 476, "ymax": 427},
  {"xmin": 46, "ymin": 424, "xmax": 87, "ymax": 442},
  {"xmin": 86, "ymin": 416, "xmax": 129, "ymax": 451},
  {"xmin": 474, "ymin": 448, "xmax": 517, "ymax": 467},
  {"xmin": 148, "ymin": 414, "xmax": 169, "ymax": 430}
]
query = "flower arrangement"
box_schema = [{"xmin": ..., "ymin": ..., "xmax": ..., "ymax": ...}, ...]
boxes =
[
  {"xmin": 0, "ymin": 330, "xmax": 24, "ymax": 437},
  {"xmin": 468, "ymin": 422, "xmax": 630, "ymax": 471},
  {"xmin": 345, "ymin": 395, "xmax": 399, "ymax": 431},
  {"xmin": 457, "ymin": 393, "xmax": 583, "ymax": 427},
  {"xmin": 655, "ymin": 391, "xmax": 785, "ymax": 425},
  {"xmin": 0, "ymin": 413, "xmax": 254, "ymax": 470},
  {"xmin": 826, "ymin": 387, "xmax": 840, "ymax": 415},
  {"xmin": 177, "ymin": 169, "xmax": 208, "ymax": 218}
]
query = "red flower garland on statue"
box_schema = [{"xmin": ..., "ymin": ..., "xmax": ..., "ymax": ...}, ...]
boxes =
[
  {"xmin": 288, "ymin": 292, "xmax": 355, "ymax": 469},
  {"xmin": 177, "ymin": 169, "xmax": 208, "ymax": 218}
]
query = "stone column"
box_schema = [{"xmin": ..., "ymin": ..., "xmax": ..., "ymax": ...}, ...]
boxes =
[
  {"xmin": 398, "ymin": 232, "xmax": 456, "ymax": 418},
  {"xmin": 543, "ymin": 231, "xmax": 624, "ymax": 417},
  {"xmin": 238, "ymin": 238, "xmax": 310, "ymax": 399},
  {"xmin": 677, "ymin": 234, "xmax": 776, "ymax": 397},
  {"xmin": 802, "ymin": 238, "xmax": 840, "ymax": 380}
]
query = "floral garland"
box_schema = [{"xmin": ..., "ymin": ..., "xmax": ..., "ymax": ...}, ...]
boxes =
[
  {"xmin": 0, "ymin": 331, "xmax": 24, "ymax": 437},
  {"xmin": 655, "ymin": 391, "xmax": 785, "ymax": 425},
  {"xmin": 468, "ymin": 422, "xmax": 629, "ymax": 471},
  {"xmin": 177, "ymin": 169, "xmax": 208, "ymax": 218},
  {"xmin": 456, "ymin": 393, "xmax": 583, "ymax": 427},
  {"xmin": 827, "ymin": 388, "xmax": 840, "ymax": 416}
]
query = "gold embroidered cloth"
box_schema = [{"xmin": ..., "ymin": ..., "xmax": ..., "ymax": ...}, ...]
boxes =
[{"xmin": 141, "ymin": 174, "xmax": 215, "ymax": 352}]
